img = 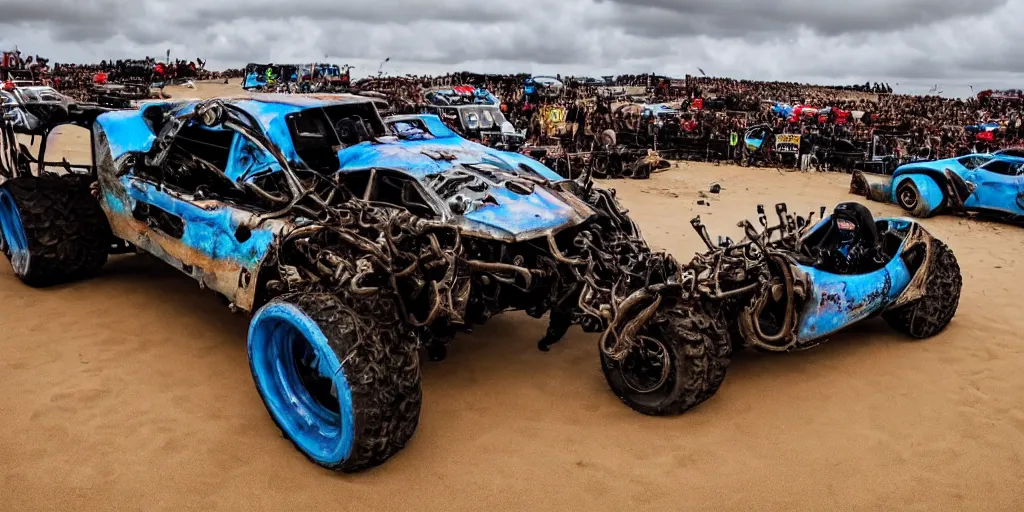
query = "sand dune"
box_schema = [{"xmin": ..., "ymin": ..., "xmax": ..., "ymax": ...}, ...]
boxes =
[{"xmin": 2, "ymin": 82, "xmax": 1023, "ymax": 511}]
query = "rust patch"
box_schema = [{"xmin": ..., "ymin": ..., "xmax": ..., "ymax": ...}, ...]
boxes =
[{"xmin": 105, "ymin": 211, "xmax": 260, "ymax": 310}]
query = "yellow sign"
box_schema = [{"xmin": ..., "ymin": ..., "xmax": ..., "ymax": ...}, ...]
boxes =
[
  {"xmin": 539, "ymin": 106, "xmax": 568, "ymax": 135},
  {"xmin": 776, "ymin": 134, "xmax": 801, "ymax": 145},
  {"xmin": 546, "ymin": 107, "xmax": 565, "ymax": 123}
]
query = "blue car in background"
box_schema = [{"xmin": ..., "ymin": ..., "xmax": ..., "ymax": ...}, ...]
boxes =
[{"xmin": 851, "ymin": 150, "xmax": 1024, "ymax": 220}]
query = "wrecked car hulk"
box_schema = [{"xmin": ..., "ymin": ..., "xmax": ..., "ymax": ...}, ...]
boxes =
[
  {"xmin": 0, "ymin": 94, "xmax": 961, "ymax": 473},
  {"xmin": 692, "ymin": 202, "xmax": 961, "ymax": 353}
]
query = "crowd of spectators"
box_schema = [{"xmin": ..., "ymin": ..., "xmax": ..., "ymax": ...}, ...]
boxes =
[
  {"xmin": 366, "ymin": 73, "xmax": 1024, "ymax": 162},
  {"xmin": 5, "ymin": 49, "xmax": 1024, "ymax": 163},
  {"xmin": 0, "ymin": 49, "xmax": 232, "ymax": 101}
]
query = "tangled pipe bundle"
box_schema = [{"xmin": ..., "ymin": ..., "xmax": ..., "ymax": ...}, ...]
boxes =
[
  {"xmin": 263, "ymin": 199, "xmax": 471, "ymax": 336},
  {"xmin": 581, "ymin": 199, "xmax": 825, "ymax": 360}
]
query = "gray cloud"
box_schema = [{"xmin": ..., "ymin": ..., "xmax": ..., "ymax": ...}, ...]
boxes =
[
  {"xmin": 600, "ymin": 0, "xmax": 1008, "ymax": 37},
  {"xmin": 0, "ymin": 0, "xmax": 1021, "ymax": 96}
]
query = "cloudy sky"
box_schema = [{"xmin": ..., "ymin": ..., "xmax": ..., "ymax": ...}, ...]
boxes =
[{"xmin": 1, "ymin": 0, "xmax": 1021, "ymax": 97}]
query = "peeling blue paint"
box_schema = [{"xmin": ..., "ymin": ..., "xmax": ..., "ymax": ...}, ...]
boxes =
[
  {"xmin": 225, "ymin": 132, "xmax": 282, "ymax": 182},
  {"xmin": 461, "ymin": 184, "xmax": 582, "ymax": 238},
  {"xmin": 795, "ymin": 215, "xmax": 915, "ymax": 343},
  {"xmin": 335, "ymin": 125, "xmax": 564, "ymax": 182},
  {"xmin": 95, "ymin": 110, "xmax": 156, "ymax": 160},
  {"xmin": 122, "ymin": 177, "xmax": 275, "ymax": 268},
  {"xmin": 795, "ymin": 259, "xmax": 911, "ymax": 342}
]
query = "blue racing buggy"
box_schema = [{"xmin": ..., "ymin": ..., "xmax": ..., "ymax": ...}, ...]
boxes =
[
  {"xmin": 0, "ymin": 93, "xmax": 962, "ymax": 473},
  {"xmin": 692, "ymin": 202, "xmax": 962, "ymax": 354},
  {"xmin": 850, "ymin": 150, "xmax": 1024, "ymax": 220}
]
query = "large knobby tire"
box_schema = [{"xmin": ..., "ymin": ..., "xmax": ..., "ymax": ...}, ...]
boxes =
[
  {"xmin": 0, "ymin": 176, "xmax": 110, "ymax": 287},
  {"xmin": 601, "ymin": 304, "xmax": 731, "ymax": 416},
  {"xmin": 883, "ymin": 240, "xmax": 962, "ymax": 338},
  {"xmin": 247, "ymin": 293, "xmax": 422, "ymax": 472}
]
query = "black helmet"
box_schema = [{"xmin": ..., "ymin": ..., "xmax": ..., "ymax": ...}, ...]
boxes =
[{"xmin": 832, "ymin": 202, "xmax": 878, "ymax": 246}]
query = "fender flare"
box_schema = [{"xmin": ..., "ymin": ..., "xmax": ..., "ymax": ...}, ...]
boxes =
[{"xmin": 891, "ymin": 173, "xmax": 946, "ymax": 217}]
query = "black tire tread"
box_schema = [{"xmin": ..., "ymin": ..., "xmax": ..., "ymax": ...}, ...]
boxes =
[
  {"xmin": 0, "ymin": 175, "xmax": 110, "ymax": 287},
  {"xmin": 262, "ymin": 293, "xmax": 422, "ymax": 473},
  {"xmin": 883, "ymin": 239, "xmax": 962, "ymax": 338},
  {"xmin": 601, "ymin": 304, "xmax": 731, "ymax": 416}
]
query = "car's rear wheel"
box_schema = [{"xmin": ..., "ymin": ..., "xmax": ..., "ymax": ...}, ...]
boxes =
[
  {"xmin": 895, "ymin": 177, "xmax": 944, "ymax": 218},
  {"xmin": 883, "ymin": 240, "xmax": 962, "ymax": 338},
  {"xmin": 896, "ymin": 180, "xmax": 920, "ymax": 210},
  {"xmin": 0, "ymin": 176, "xmax": 110, "ymax": 287}
]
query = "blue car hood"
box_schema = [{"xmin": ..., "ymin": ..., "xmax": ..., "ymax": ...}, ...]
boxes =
[
  {"xmin": 334, "ymin": 137, "xmax": 589, "ymax": 241},
  {"xmin": 335, "ymin": 137, "xmax": 562, "ymax": 181}
]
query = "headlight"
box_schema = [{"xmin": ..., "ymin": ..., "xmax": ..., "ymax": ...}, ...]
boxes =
[{"xmin": 466, "ymin": 112, "xmax": 480, "ymax": 130}]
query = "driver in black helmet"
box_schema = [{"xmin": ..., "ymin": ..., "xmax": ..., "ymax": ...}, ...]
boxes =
[{"xmin": 818, "ymin": 202, "xmax": 884, "ymax": 275}]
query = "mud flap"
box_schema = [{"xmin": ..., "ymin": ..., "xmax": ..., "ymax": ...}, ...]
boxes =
[
  {"xmin": 942, "ymin": 169, "xmax": 973, "ymax": 210},
  {"xmin": 849, "ymin": 171, "xmax": 891, "ymax": 203}
]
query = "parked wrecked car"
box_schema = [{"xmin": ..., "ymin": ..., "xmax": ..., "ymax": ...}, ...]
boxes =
[
  {"xmin": 698, "ymin": 202, "xmax": 962, "ymax": 354},
  {"xmin": 421, "ymin": 86, "xmax": 525, "ymax": 151},
  {"xmin": 850, "ymin": 152, "xmax": 1024, "ymax": 219}
]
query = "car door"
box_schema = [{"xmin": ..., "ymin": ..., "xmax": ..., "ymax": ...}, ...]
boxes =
[
  {"xmin": 961, "ymin": 158, "xmax": 1024, "ymax": 215},
  {"xmin": 121, "ymin": 124, "xmax": 277, "ymax": 308}
]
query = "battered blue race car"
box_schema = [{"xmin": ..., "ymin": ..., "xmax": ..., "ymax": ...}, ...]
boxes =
[{"xmin": 850, "ymin": 152, "xmax": 1024, "ymax": 220}]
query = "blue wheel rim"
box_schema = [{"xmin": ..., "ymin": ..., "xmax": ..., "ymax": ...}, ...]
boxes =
[
  {"xmin": 0, "ymin": 188, "xmax": 30, "ymax": 276},
  {"xmin": 248, "ymin": 303, "xmax": 355, "ymax": 466}
]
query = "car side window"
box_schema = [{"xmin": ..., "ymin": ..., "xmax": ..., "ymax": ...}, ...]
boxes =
[
  {"xmin": 978, "ymin": 159, "xmax": 1021, "ymax": 176},
  {"xmin": 995, "ymin": 148, "xmax": 1024, "ymax": 158},
  {"xmin": 152, "ymin": 124, "xmax": 234, "ymax": 193},
  {"xmin": 958, "ymin": 156, "xmax": 986, "ymax": 169}
]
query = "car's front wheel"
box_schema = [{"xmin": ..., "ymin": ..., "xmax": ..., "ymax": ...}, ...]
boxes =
[
  {"xmin": 248, "ymin": 293, "xmax": 422, "ymax": 472},
  {"xmin": 600, "ymin": 303, "xmax": 731, "ymax": 416},
  {"xmin": 895, "ymin": 176, "xmax": 944, "ymax": 218}
]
